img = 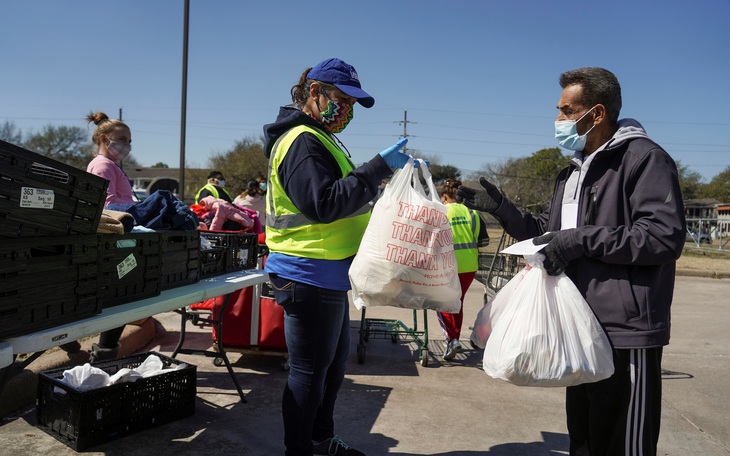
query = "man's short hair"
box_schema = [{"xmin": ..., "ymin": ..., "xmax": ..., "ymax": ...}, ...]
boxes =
[
  {"xmin": 208, "ymin": 171, "xmax": 223, "ymax": 180},
  {"xmin": 560, "ymin": 67, "xmax": 622, "ymax": 126}
]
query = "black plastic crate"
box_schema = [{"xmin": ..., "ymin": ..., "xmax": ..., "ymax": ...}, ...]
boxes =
[
  {"xmin": 199, "ymin": 242, "xmax": 228, "ymax": 278},
  {"xmin": 0, "ymin": 235, "xmax": 101, "ymax": 339},
  {"xmin": 98, "ymin": 233, "xmax": 161, "ymax": 308},
  {"xmin": 36, "ymin": 351, "xmax": 196, "ymax": 451},
  {"xmin": 199, "ymin": 231, "xmax": 257, "ymax": 278},
  {"xmin": 159, "ymin": 230, "xmax": 200, "ymax": 291},
  {"xmin": 0, "ymin": 139, "xmax": 108, "ymax": 238}
]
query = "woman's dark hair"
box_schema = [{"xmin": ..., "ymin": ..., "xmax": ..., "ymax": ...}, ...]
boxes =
[
  {"xmin": 290, "ymin": 68, "xmax": 313, "ymax": 108},
  {"xmin": 244, "ymin": 180, "xmax": 262, "ymax": 197},
  {"xmin": 290, "ymin": 67, "xmax": 336, "ymax": 109},
  {"xmin": 441, "ymin": 178, "xmax": 462, "ymax": 200}
]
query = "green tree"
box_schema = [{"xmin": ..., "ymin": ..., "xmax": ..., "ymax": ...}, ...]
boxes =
[
  {"xmin": 484, "ymin": 147, "xmax": 569, "ymax": 214},
  {"xmin": 413, "ymin": 153, "xmax": 461, "ymax": 185},
  {"xmin": 24, "ymin": 125, "xmax": 95, "ymax": 169},
  {"xmin": 206, "ymin": 136, "xmax": 267, "ymax": 195},
  {"xmin": 698, "ymin": 166, "xmax": 730, "ymax": 202},
  {"xmin": 676, "ymin": 161, "xmax": 704, "ymax": 200},
  {"xmin": 151, "ymin": 162, "xmax": 169, "ymax": 168}
]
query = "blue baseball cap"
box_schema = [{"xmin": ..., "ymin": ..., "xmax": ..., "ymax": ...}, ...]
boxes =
[{"xmin": 307, "ymin": 58, "xmax": 375, "ymax": 108}]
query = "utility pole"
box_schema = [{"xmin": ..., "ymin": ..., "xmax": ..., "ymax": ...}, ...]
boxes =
[
  {"xmin": 179, "ymin": 0, "xmax": 190, "ymax": 201},
  {"xmin": 118, "ymin": 108, "xmax": 124, "ymax": 169},
  {"xmin": 395, "ymin": 110, "xmax": 416, "ymax": 153}
]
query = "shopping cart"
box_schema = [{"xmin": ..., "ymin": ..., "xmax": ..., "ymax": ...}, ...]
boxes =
[
  {"xmin": 474, "ymin": 230, "xmax": 525, "ymax": 303},
  {"xmin": 357, "ymin": 308, "xmax": 430, "ymax": 367}
]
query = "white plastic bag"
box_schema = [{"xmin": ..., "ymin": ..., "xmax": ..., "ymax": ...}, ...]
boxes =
[
  {"xmin": 469, "ymin": 266, "xmax": 530, "ymax": 349},
  {"xmin": 349, "ymin": 158, "xmax": 461, "ymax": 312},
  {"xmin": 482, "ymin": 254, "xmax": 614, "ymax": 387}
]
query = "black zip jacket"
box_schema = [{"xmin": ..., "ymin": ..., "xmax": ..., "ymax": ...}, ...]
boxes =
[{"xmin": 491, "ymin": 120, "xmax": 686, "ymax": 349}]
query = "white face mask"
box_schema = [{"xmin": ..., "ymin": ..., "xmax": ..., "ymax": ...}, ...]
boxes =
[
  {"xmin": 217, "ymin": 179, "xmax": 226, "ymax": 188},
  {"xmin": 554, "ymin": 106, "xmax": 596, "ymax": 151},
  {"xmin": 107, "ymin": 140, "xmax": 131, "ymax": 161}
]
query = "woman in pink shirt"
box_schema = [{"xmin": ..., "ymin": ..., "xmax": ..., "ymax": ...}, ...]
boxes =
[
  {"xmin": 64, "ymin": 112, "xmax": 134, "ymax": 362},
  {"xmin": 86, "ymin": 112, "xmax": 134, "ymax": 206}
]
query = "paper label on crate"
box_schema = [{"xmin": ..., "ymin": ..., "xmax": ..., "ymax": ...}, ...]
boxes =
[
  {"xmin": 19, "ymin": 187, "xmax": 55, "ymax": 209},
  {"xmin": 117, "ymin": 253, "xmax": 138, "ymax": 279}
]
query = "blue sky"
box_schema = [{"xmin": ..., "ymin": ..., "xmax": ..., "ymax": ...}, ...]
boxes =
[{"xmin": 2, "ymin": 0, "xmax": 729, "ymax": 182}]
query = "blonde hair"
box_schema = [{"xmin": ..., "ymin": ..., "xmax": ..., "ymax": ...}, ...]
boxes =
[{"xmin": 85, "ymin": 111, "xmax": 129, "ymax": 146}]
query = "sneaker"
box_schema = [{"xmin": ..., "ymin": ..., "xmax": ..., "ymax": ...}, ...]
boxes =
[
  {"xmin": 312, "ymin": 435, "xmax": 365, "ymax": 456},
  {"xmin": 443, "ymin": 338, "xmax": 462, "ymax": 361}
]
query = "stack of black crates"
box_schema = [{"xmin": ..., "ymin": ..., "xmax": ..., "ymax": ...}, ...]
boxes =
[
  {"xmin": 0, "ymin": 139, "xmax": 109, "ymax": 340},
  {"xmin": 1, "ymin": 138, "xmax": 262, "ymax": 450},
  {"xmin": 0, "ymin": 139, "xmax": 260, "ymax": 341}
]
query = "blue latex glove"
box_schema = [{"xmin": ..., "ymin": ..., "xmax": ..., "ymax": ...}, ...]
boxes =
[{"xmin": 379, "ymin": 138, "xmax": 419, "ymax": 169}]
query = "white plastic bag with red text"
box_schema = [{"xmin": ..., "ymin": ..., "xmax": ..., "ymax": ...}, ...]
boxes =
[
  {"xmin": 482, "ymin": 254, "xmax": 614, "ymax": 387},
  {"xmin": 349, "ymin": 158, "xmax": 461, "ymax": 312}
]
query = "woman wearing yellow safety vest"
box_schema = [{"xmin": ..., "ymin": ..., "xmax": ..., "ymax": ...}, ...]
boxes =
[
  {"xmin": 439, "ymin": 178, "xmax": 489, "ymax": 361},
  {"xmin": 262, "ymin": 58, "xmax": 415, "ymax": 456}
]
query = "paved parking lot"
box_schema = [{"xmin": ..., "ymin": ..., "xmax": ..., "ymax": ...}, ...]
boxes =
[{"xmin": 1, "ymin": 275, "xmax": 729, "ymax": 455}]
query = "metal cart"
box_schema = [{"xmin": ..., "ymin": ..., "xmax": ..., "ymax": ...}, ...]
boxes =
[
  {"xmin": 474, "ymin": 230, "xmax": 525, "ymax": 302},
  {"xmin": 357, "ymin": 307, "xmax": 430, "ymax": 367}
]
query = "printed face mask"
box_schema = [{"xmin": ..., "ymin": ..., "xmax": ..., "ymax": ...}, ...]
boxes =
[
  {"xmin": 320, "ymin": 99, "xmax": 354, "ymax": 133},
  {"xmin": 554, "ymin": 106, "xmax": 596, "ymax": 151},
  {"xmin": 107, "ymin": 140, "xmax": 131, "ymax": 161}
]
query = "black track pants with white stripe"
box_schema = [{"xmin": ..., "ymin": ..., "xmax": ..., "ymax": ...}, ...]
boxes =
[{"xmin": 566, "ymin": 348, "xmax": 663, "ymax": 456}]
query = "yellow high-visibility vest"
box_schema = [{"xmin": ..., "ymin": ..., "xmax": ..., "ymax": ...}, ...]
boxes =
[
  {"xmin": 266, "ymin": 125, "xmax": 371, "ymax": 260},
  {"xmin": 447, "ymin": 203, "xmax": 480, "ymax": 273}
]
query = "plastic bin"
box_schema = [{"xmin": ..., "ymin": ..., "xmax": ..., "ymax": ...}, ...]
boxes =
[
  {"xmin": 0, "ymin": 235, "xmax": 101, "ymax": 339},
  {"xmin": 0, "ymin": 139, "xmax": 108, "ymax": 238},
  {"xmin": 199, "ymin": 231, "xmax": 257, "ymax": 278},
  {"xmin": 159, "ymin": 230, "xmax": 200, "ymax": 291},
  {"xmin": 36, "ymin": 351, "xmax": 196, "ymax": 451},
  {"xmin": 98, "ymin": 233, "xmax": 162, "ymax": 308}
]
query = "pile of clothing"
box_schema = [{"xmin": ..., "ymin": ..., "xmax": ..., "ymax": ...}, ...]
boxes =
[{"xmin": 190, "ymin": 196, "xmax": 262, "ymax": 233}]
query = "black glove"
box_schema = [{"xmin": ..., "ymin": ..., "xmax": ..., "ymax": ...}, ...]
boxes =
[
  {"xmin": 456, "ymin": 177, "xmax": 503, "ymax": 213},
  {"xmin": 533, "ymin": 231, "xmax": 570, "ymax": 276}
]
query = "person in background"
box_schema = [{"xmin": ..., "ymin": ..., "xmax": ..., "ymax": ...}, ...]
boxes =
[
  {"xmin": 234, "ymin": 179, "xmax": 267, "ymax": 226},
  {"xmin": 263, "ymin": 57, "xmax": 413, "ymax": 456},
  {"xmin": 257, "ymin": 176, "xmax": 268, "ymax": 193},
  {"xmin": 457, "ymin": 67, "xmax": 686, "ymax": 456},
  {"xmin": 61, "ymin": 111, "xmax": 135, "ymax": 362},
  {"xmin": 195, "ymin": 170, "xmax": 233, "ymax": 203},
  {"xmin": 438, "ymin": 178, "xmax": 488, "ymax": 361}
]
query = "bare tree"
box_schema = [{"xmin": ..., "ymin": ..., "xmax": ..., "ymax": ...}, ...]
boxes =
[{"xmin": 0, "ymin": 121, "xmax": 23, "ymax": 145}]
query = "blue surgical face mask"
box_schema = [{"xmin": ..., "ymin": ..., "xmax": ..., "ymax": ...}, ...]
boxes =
[
  {"xmin": 554, "ymin": 106, "xmax": 597, "ymax": 151},
  {"xmin": 259, "ymin": 182, "xmax": 267, "ymax": 191}
]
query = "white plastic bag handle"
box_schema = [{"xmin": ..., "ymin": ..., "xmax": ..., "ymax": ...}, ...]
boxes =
[{"xmin": 409, "ymin": 158, "xmax": 439, "ymax": 203}]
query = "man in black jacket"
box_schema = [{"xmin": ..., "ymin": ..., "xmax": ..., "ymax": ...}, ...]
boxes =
[{"xmin": 458, "ymin": 67, "xmax": 686, "ymax": 456}]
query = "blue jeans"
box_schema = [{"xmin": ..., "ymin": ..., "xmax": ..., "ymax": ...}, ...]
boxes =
[{"xmin": 269, "ymin": 274, "xmax": 351, "ymax": 456}]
